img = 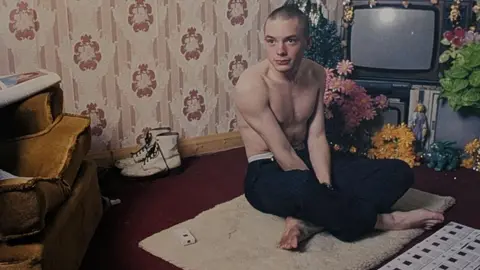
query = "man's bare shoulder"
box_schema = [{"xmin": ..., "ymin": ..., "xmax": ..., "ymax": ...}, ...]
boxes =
[
  {"xmin": 233, "ymin": 61, "xmax": 270, "ymax": 117},
  {"xmin": 234, "ymin": 60, "xmax": 269, "ymax": 97}
]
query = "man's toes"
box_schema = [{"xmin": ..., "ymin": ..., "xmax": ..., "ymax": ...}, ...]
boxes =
[
  {"xmin": 424, "ymin": 219, "xmax": 443, "ymax": 230},
  {"xmin": 284, "ymin": 239, "xmax": 294, "ymax": 249},
  {"xmin": 279, "ymin": 238, "xmax": 291, "ymax": 249},
  {"xmin": 290, "ymin": 239, "xmax": 298, "ymax": 249},
  {"xmin": 278, "ymin": 237, "xmax": 297, "ymax": 250},
  {"xmin": 432, "ymin": 212, "xmax": 445, "ymax": 221},
  {"xmin": 429, "ymin": 218, "xmax": 443, "ymax": 225}
]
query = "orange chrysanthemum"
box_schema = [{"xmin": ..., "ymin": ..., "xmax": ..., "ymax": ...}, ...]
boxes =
[{"xmin": 368, "ymin": 123, "xmax": 417, "ymax": 168}]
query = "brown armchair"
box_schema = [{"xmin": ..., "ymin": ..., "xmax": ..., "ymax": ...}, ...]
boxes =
[{"xmin": 0, "ymin": 78, "xmax": 103, "ymax": 270}]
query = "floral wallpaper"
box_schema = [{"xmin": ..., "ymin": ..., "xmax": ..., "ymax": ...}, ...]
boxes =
[{"xmin": 0, "ymin": 0, "xmax": 342, "ymax": 152}]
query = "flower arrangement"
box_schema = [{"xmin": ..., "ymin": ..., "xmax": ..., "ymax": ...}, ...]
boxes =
[
  {"xmin": 438, "ymin": 26, "xmax": 480, "ymax": 112},
  {"xmin": 367, "ymin": 123, "xmax": 417, "ymax": 167},
  {"xmin": 324, "ymin": 59, "xmax": 389, "ymax": 155},
  {"xmin": 460, "ymin": 138, "xmax": 480, "ymax": 169}
]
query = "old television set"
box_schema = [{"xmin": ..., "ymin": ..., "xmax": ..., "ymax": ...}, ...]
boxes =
[{"xmin": 344, "ymin": 0, "xmax": 445, "ymax": 85}]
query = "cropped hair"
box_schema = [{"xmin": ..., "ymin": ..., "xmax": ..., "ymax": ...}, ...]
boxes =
[{"xmin": 264, "ymin": 4, "xmax": 310, "ymax": 38}]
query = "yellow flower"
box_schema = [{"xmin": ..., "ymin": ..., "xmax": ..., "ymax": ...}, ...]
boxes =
[
  {"xmin": 367, "ymin": 123, "xmax": 416, "ymax": 168},
  {"xmin": 464, "ymin": 138, "xmax": 480, "ymax": 155},
  {"xmin": 461, "ymin": 157, "xmax": 474, "ymax": 169},
  {"xmin": 379, "ymin": 124, "xmax": 396, "ymax": 141}
]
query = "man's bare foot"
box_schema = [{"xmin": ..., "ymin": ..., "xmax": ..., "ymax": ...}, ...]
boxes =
[
  {"xmin": 376, "ymin": 209, "xmax": 445, "ymax": 231},
  {"xmin": 278, "ymin": 217, "xmax": 323, "ymax": 250}
]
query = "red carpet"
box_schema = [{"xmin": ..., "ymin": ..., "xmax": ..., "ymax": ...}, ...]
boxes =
[{"xmin": 80, "ymin": 147, "xmax": 480, "ymax": 270}]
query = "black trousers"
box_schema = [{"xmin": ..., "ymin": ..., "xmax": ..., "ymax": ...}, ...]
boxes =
[{"xmin": 244, "ymin": 148, "xmax": 414, "ymax": 242}]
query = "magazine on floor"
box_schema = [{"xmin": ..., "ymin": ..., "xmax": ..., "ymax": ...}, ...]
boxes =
[{"xmin": 379, "ymin": 221, "xmax": 480, "ymax": 270}]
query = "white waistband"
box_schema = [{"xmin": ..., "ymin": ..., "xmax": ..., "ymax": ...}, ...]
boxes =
[{"xmin": 247, "ymin": 152, "xmax": 274, "ymax": 163}]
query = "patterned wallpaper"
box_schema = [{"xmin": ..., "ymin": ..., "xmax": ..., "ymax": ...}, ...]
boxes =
[{"xmin": 0, "ymin": 0, "xmax": 342, "ymax": 152}]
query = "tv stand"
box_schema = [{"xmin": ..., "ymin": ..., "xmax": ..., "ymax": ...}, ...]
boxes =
[{"xmin": 354, "ymin": 79, "xmax": 411, "ymax": 98}]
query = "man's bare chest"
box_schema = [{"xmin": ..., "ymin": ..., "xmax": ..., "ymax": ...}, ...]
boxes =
[{"xmin": 268, "ymin": 86, "xmax": 318, "ymax": 126}]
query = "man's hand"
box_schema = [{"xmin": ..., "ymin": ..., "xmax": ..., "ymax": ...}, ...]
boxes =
[
  {"xmin": 307, "ymin": 66, "xmax": 332, "ymax": 185},
  {"xmin": 308, "ymin": 133, "xmax": 332, "ymax": 185},
  {"xmin": 233, "ymin": 71, "xmax": 309, "ymax": 171}
]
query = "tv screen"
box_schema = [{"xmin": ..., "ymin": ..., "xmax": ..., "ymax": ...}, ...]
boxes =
[{"xmin": 349, "ymin": 7, "xmax": 436, "ymax": 71}]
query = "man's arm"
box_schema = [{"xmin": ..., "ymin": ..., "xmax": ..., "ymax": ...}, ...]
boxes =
[
  {"xmin": 233, "ymin": 73, "xmax": 309, "ymax": 171},
  {"xmin": 307, "ymin": 67, "xmax": 332, "ymax": 185}
]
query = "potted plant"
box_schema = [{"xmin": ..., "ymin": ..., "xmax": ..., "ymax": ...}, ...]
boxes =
[{"xmin": 438, "ymin": 26, "xmax": 480, "ymax": 112}]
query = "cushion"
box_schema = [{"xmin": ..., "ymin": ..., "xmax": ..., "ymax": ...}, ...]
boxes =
[
  {"xmin": 0, "ymin": 85, "xmax": 63, "ymax": 140},
  {"xmin": 0, "ymin": 114, "xmax": 91, "ymax": 240},
  {"xmin": 0, "ymin": 160, "xmax": 103, "ymax": 270}
]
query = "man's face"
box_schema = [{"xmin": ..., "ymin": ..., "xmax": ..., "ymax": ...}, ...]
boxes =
[{"xmin": 264, "ymin": 17, "xmax": 309, "ymax": 73}]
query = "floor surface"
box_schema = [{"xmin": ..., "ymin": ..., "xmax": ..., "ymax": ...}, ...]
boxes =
[{"xmin": 80, "ymin": 147, "xmax": 480, "ymax": 270}]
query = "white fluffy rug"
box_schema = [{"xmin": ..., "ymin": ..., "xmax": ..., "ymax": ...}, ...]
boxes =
[{"xmin": 139, "ymin": 188, "xmax": 456, "ymax": 270}]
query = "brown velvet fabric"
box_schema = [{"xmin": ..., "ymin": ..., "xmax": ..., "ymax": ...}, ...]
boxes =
[
  {"xmin": 0, "ymin": 86, "xmax": 63, "ymax": 140},
  {"xmin": 0, "ymin": 113, "xmax": 90, "ymax": 183},
  {"xmin": 0, "ymin": 179, "xmax": 70, "ymax": 241},
  {"xmin": 0, "ymin": 114, "xmax": 91, "ymax": 240},
  {"xmin": 0, "ymin": 160, "xmax": 103, "ymax": 270},
  {"xmin": 46, "ymin": 85, "xmax": 63, "ymax": 123}
]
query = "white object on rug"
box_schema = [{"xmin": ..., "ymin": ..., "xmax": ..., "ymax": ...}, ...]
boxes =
[{"xmin": 139, "ymin": 188, "xmax": 456, "ymax": 270}]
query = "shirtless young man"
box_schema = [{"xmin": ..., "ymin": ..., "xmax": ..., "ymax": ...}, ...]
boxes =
[{"xmin": 233, "ymin": 4, "xmax": 445, "ymax": 250}]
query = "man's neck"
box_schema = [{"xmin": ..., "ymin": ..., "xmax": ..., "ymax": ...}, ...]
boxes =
[{"xmin": 268, "ymin": 59, "xmax": 303, "ymax": 84}]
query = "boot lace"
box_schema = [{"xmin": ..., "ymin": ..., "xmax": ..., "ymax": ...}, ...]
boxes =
[
  {"xmin": 143, "ymin": 141, "xmax": 160, "ymax": 165},
  {"xmin": 131, "ymin": 131, "xmax": 153, "ymax": 159},
  {"xmin": 145, "ymin": 137, "xmax": 170, "ymax": 171},
  {"xmin": 150, "ymin": 135, "xmax": 170, "ymax": 171}
]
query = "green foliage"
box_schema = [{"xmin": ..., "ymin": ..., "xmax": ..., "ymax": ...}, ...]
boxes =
[
  {"xmin": 439, "ymin": 25, "xmax": 480, "ymax": 112},
  {"xmin": 305, "ymin": 14, "xmax": 343, "ymax": 69},
  {"xmin": 284, "ymin": 0, "xmax": 342, "ymax": 69},
  {"xmin": 439, "ymin": 42, "xmax": 480, "ymax": 111}
]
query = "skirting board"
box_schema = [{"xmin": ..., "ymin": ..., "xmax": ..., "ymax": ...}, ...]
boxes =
[{"xmin": 87, "ymin": 131, "xmax": 244, "ymax": 168}]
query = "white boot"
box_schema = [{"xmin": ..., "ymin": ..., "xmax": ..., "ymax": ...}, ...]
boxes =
[
  {"xmin": 120, "ymin": 132, "xmax": 182, "ymax": 178},
  {"xmin": 156, "ymin": 131, "xmax": 182, "ymax": 172},
  {"xmin": 120, "ymin": 141, "xmax": 166, "ymax": 177},
  {"xmin": 114, "ymin": 126, "xmax": 171, "ymax": 169}
]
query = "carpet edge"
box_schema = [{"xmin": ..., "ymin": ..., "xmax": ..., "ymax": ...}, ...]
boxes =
[{"xmin": 138, "ymin": 240, "xmax": 197, "ymax": 270}]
